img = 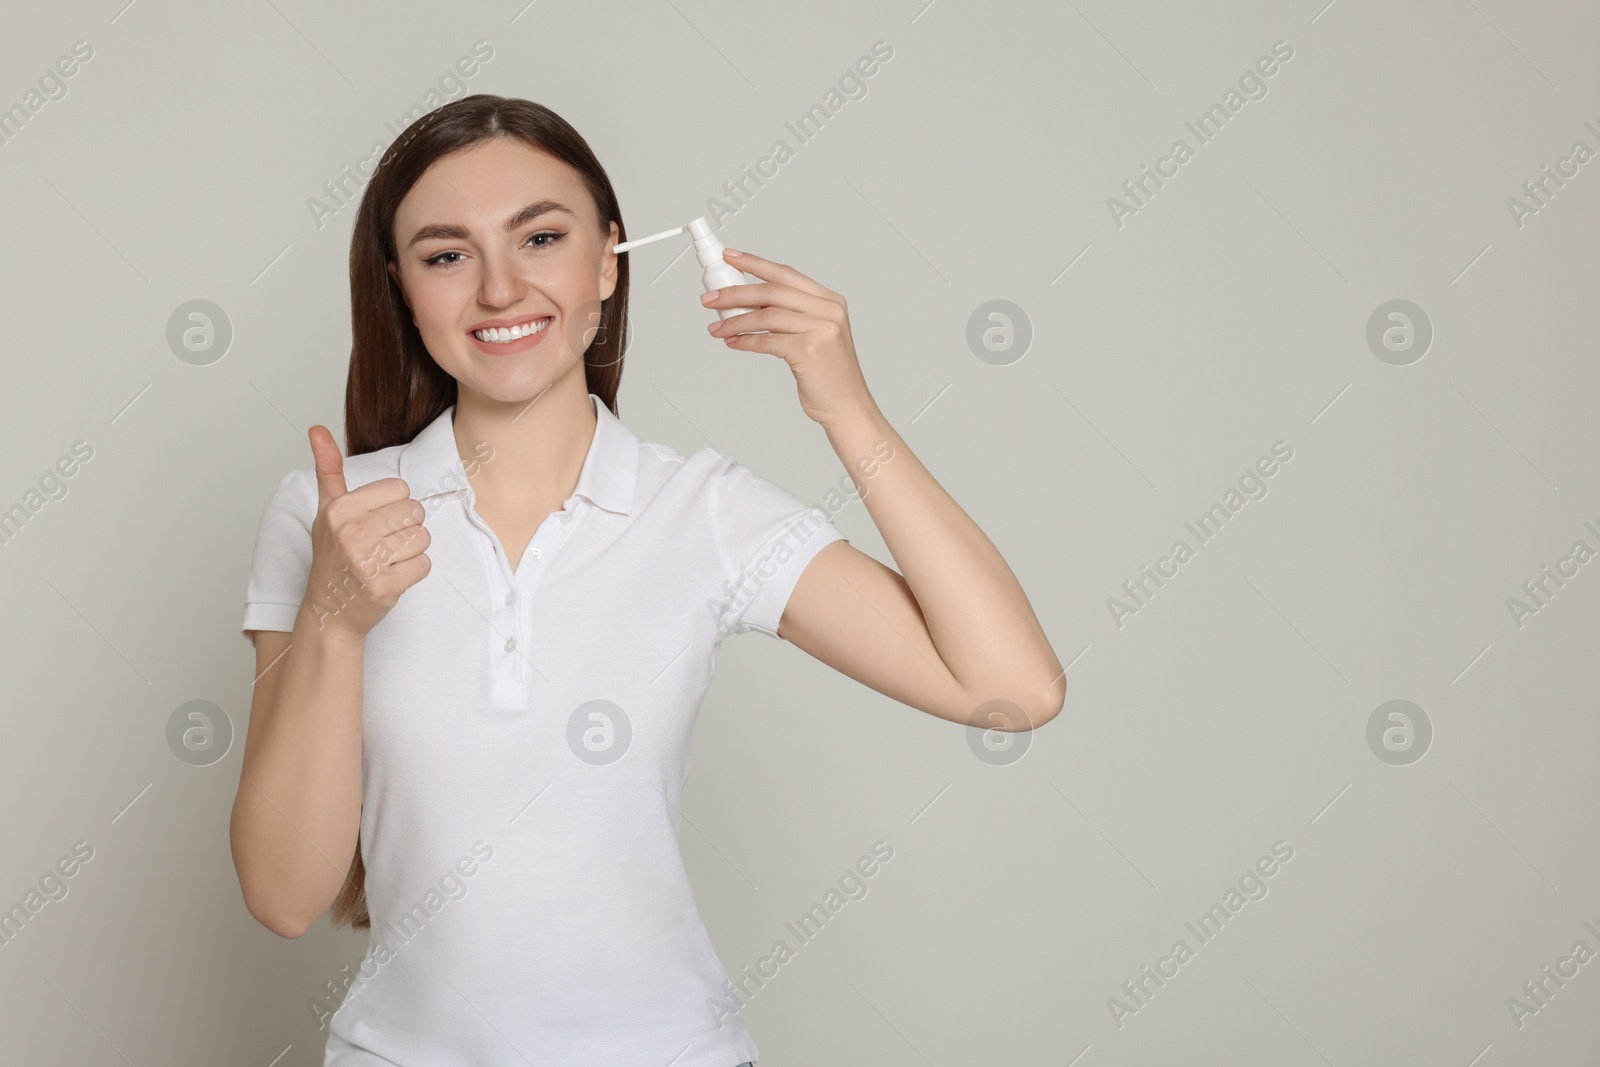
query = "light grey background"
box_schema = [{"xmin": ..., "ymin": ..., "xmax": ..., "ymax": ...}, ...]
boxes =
[{"xmin": 1, "ymin": 0, "xmax": 1596, "ymax": 1063}]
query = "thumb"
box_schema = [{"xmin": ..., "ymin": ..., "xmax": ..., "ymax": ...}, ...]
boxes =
[{"xmin": 308, "ymin": 425, "xmax": 347, "ymax": 507}]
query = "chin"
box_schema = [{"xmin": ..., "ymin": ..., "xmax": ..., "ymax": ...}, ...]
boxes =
[{"xmin": 462, "ymin": 363, "xmax": 578, "ymax": 406}]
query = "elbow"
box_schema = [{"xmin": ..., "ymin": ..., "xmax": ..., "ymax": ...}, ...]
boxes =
[
  {"xmin": 231, "ymin": 809, "xmax": 321, "ymax": 939},
  {"xmin": 240, "ymin": 884, "xmax": 315, "ymax": 940},
  {"xmin": 264, "ymin": 915, "xmax": 314, "ymax": 941},
  {"xmin": 233, "ymin": 842, "xmax": 317, "ymax": 939},
  {"xmin": 1023, "ymin": 703, "xmax": 1062, "ymax": 731},
  {"xmin": 1023, "ymin": 676, "xmax": 1067, "ymax": 731},
  {"xmin": 965, "ymin": 678, "xmax": 1065, "ymax": 732},
  {"xmin": 252, "ymin": 898, "xmax": 317, "ymax": 940}
]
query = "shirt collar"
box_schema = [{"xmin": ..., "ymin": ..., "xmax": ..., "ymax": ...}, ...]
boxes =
[{"xmin": 397, "ymin": 391, "xmax": 637, "ymax": 514}]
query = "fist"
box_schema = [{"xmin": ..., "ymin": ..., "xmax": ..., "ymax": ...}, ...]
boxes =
[{"xmin": 302, "ymin": 425, "xmax": 432, "ymax": 639}]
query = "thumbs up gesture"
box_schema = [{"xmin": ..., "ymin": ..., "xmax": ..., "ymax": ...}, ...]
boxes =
[{"xmin": 303, "ymin": 425, "xmax": 432, "ymax": 639}]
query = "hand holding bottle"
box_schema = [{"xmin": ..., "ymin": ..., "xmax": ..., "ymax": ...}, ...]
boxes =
[
  {"xmin": 699, "ymin": 248, "xmax": 875, "ymax": 430},
  {"xmin": 611, "ymin": 216, "xmax": 876, "ymax": 427}
]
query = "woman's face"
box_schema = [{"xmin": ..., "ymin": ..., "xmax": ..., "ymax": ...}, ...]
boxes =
[{"xmin": 386, "ymin": 137, "xmax": 619, "ymax": 405}]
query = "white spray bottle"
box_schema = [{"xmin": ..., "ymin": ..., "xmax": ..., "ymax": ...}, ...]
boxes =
[{"xmin": 613, "ymin": 216, "xmax": 757, "ymax": 322}]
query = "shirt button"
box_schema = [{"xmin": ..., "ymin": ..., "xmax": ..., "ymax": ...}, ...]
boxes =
[
  {"xmin": 504, "ymin": 636, "xmax": 517, "ymax": 652},
  {"xmin": 505, "ymin": 590, "xmax": 516, "ymax": 605},
  {"xmin": 527, "ymin": 546, "xmax": 541, "ymax": 559},
  {"xmin": 559, "ymin": 512, "xmax": 573, "ymax": 525}
]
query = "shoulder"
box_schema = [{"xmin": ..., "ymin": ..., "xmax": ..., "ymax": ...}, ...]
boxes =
[
  {"xmin": 628, "ymin": 435, "xmax": 740, "ymax": 500},
  {"xmin": 638, "ymin": 435, "xmax": 772, "ymax": 489},
  {"xmin": 646, "ymin": 440, "xmax": 803, "ymax": 519},
  {"xmin": 260, "ymin": 440, "xmax": 406, "ymax": 501},
  {"xmin": 343, "ymin": 442, "xmax": 407, "ymax": 492},
  {"xmin": 258, "ymin": 465, "xmax": 315, "ymax": 527},
  {"xmin": 626, "ymin": 437, "xmax": 804, "ymax": 535},
  {"xmin": 636, "ymin": 437, "xmax": 694, "ymax": 475},
  {"xmin": 255, "ymin": 441, "xmax": 404, "ymax": 528},
  {"xmin": 689, "ymin": 446, "xmax": 802, "ymax": 512}
]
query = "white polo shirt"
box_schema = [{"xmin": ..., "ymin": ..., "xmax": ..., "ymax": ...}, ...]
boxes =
[{"xmin": 241, "ymin": 391, "xmax": 846, "ymax": 1066}]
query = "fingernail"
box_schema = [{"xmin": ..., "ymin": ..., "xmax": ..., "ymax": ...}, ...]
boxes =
[
  {"xmin": 724, "ymin": 249, "xmax": 741, "ymax": 257},
  {"xmin": 701, "ymin": 290, "xmax": 717, "ymax": 304}
]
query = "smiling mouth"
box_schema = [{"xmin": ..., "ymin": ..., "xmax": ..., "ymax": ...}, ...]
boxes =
[{"xmin": 471, "ymin": 316, "xmax": 552, "ymax": 343}]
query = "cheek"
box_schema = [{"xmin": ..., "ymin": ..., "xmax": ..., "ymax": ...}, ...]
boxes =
[
  {"xmin": 407, "ymin": 276, "xmax": 466, "ymax": 328},
  {"xmin": 551, "ymin": 269, "xmax": 596, "ymax": 303}
]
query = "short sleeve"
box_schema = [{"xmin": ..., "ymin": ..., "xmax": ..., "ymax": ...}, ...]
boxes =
[
  {"xmin": 241, "ymin": 468, "xmax": 317, "ymax": 646},
  {"xmin": 706, "ymin": 453, "xmax": 848, "ymax": 640}
]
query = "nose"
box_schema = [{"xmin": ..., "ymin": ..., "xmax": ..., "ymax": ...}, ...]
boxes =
[{"xmin": 477, "ymin": 239, "xmax": 548, "ymax": 308}]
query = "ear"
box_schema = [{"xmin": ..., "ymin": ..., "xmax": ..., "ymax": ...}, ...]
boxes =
[
  {"xmin": 598, "ymin": 220, "xmax": 619, "ymax": 303},
  {"xmin": 386, "ymin": 260, "xmax": 411, "ymax": 310}
]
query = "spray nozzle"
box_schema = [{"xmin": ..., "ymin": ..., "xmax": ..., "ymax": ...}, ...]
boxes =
[
  {"xmin": 611, "ymin": 215, "xmax": 755, "ymax": 323},
  {"xmin": 613, "ymin": 216, "xmax": 728, "ymax": 268},
  {"xmin": 611, "ymin": 224, "xmax": 685, "ymax": 253}
]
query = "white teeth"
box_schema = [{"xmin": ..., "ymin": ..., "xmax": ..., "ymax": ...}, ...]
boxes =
[{"xmin": 474, "ymin": 318, "xmax": 550, "ymax": 343}]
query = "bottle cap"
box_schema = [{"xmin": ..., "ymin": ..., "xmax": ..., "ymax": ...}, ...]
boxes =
[{"xmin": 686, "ymin": 216, "xmax": 725, "ymax": 269}]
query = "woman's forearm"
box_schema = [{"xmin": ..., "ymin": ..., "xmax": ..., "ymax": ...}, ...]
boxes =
[
  {"xmin": 821, "ymin": 397, "xmax": 1066, "ymax": 723},
  {"xmin": 230, "ymin": 603, "xmax": 366, "ymax": 938}
]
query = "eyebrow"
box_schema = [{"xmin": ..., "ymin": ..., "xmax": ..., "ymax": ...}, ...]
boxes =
[{"xmin": 404, "ymin": 199, "xmax": 576, "ymax": 248}]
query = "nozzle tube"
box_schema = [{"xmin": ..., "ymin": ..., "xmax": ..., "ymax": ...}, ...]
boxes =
[{"xmin": 612, "ymin": 226, "xmax": 688, "ymax": 253}]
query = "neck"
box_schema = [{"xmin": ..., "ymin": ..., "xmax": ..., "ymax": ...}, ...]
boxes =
[{"xmin": 451, "ymin": 375, "xmax": 598, "ymax": 513}]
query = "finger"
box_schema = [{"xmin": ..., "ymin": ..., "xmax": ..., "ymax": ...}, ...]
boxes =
[
  {"xmin": 716, "ymin": 334, "xmax": 790, "ymax": 363},
  {"xmin": 371, "ymin": 495, "xmax": 429, "ymax": 535},
  {"xmin": 346, "ymin": 476, "xmax": 416, "ymax": 510},
  {"xmin": 711, "ymin": 306, "xmax": 811, "ymax": 338},
  {"xmin": 385, "ymin": 550, "xmax": 433, "ymax": 591},
  {"xmin": 721, "ymin": 249, "xmax": 835, "ymax": 300},
  {"xmin": 309, "ymin": 426, "xmax": 347, "ymax": 507},
  {"xmin": 374, "ymin": 515, "xmax": 431, "ymax": 566},
  {"xmin": 718, "ymin": 329, "xmax": 790, "ymax": 359},
  {"xmin": 704, "ymin": 281, "xmax": 835, "ymax": 319},
  {"xmin": 339, "ymin": 502, "xmax": 430, "ymax": 575},
  {"xmin": 718, "ymin": 314, "xmax": 815, "ymax": 358}
]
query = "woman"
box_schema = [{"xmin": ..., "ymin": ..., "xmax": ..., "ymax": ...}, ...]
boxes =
[{"xmin": 231, "ymin": 94, "xmax": 1065, "ymax": 1066}]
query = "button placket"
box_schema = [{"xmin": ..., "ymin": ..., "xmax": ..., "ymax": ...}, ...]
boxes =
[
  {"xmin": 459, "ymin": 493, "xmax": 525, "ymax": 698},
  {"xmin": 507, "ymin": 506, "xmax": 581, "ymax": 670},
  {"xmin": 466, "ymin": 495, "xmax": 587, "ymax": 708}
]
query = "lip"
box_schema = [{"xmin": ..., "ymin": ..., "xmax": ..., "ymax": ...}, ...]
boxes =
[
  {"xmin": 467, "ymin": 314, "xmax": 554, "ymax": 356},
  {"xmin": 469, "ymin": 313, "xmax": 553, "ymax": 332}
]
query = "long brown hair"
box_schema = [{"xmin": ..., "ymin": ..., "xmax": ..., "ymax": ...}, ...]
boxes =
[{"xmin": 331, "ymin": 95, "xmax": 630, "ymax": 930}]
